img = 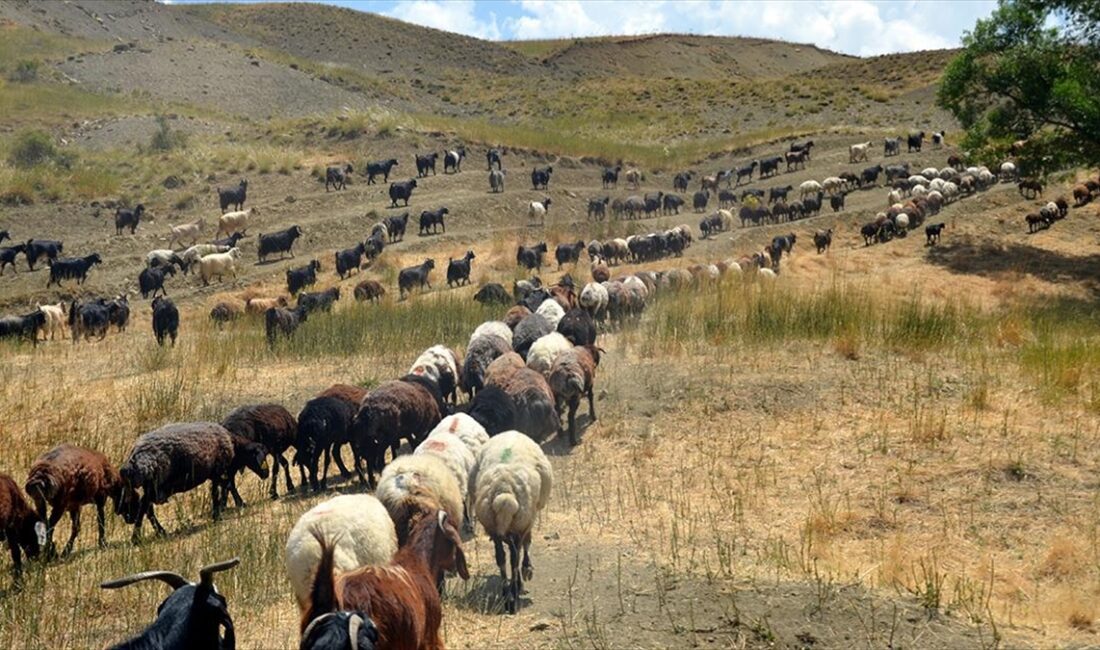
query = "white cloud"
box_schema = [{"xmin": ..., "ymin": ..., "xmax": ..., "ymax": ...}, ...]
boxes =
[{"xmin": 385, "ymin": 0, "xmax": 501, "ymax": 40}]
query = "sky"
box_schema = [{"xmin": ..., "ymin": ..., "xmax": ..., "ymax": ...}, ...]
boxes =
[{"xmin": 165, "ymin": 0, "xmax": 1000, "ymax": 56}]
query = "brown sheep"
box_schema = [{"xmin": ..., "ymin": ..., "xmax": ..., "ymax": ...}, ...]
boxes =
[
  {"xmin": 0, "ymin": 474, "xmax": 44, "ymax": 577},
  {"xmin": 352, "ymin": 379, "xmax": 443, "ymax": 487},
  {"xmin": 245, "ymin": 296, "xmax": 288, "ymax": 315},
  {"xmin": 503, "ymin": 305, "xmax": 531, "ymax": 331},
  {"xmin": 549, "ymin": 285, "xmax": 576, "ymax": 310},
  {"xmin": 354, "ymin": 279, "xmax": 386, "ymax": 303},
  {"xmin": 24, "ymin": 444, "xmax": 121, "ymax": 556},
  {"xmin": 549, "ymin": 346, "xmax": 602, "ymax": 446},
  {"xmin": 485, "ymin": 352, "xmax": 526, "ymax": 389},
  {"xmin": 221, "ymin": 404, "xmax": 298, "ymax": 499},
  {"xmin": 1073, "ymin": 184, "xmax": 1092, "ymax": 206},
  {"xmin": 500, "ymin": 367, "xmax": 559, "ymax": 442},
  {"xmin": 314, "ymin": 384, "xmax": 370, "ymax": 480},
  {"xmin": 591, "ymin": 262, "xmax": 610, "ymax": 283}
]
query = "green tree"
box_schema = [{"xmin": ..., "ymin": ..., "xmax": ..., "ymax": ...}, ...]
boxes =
[{"xmin": 938, "ymin": 0, "xmax": 1100, "ymax": 174}]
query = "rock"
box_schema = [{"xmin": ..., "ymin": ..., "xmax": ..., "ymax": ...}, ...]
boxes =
[
  {"xmin": 162, "ymin": 175, "xmax": 184, "ymax": 189},
  {"xmin": 529, "ymin": 620, "xmax": 553, "ymax": 632},
  {"xmin": 285, "ymin": 195, "xmax": 297, "ymax": 204}
]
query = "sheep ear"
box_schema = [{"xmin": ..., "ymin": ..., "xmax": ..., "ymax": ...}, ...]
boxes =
[{"xmin": 34, "ymin": 521, "xmax": 47, "ymax": 547}]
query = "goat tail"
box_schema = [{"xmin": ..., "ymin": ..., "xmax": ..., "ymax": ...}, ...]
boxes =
[{"xmin": 302, "ymin": 527, "xmax": 340, "ymax": 633}]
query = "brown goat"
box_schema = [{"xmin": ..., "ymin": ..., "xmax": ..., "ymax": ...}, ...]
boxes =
[
  {"xmin": 301, "ymin": 510, "xmax": 467, "ymax": 650},
  {"xmin": 24, "ymin": 444, "xmax": 121, "ymax": 556},
  {"xmin": 0, "ymin": 474, "xmax": 44, "ymax": 576},
  {"xmin": 221, "ymin": 403, "xmax": 298, "ymax": 498}
]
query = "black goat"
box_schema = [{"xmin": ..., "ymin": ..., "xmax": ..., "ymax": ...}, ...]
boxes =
[
  {"xmin": 258, "ymin": 225, "xmax": 303, "ymax": 262},
  {"xmin": 768, "ymin": 185, "xmax": 792, "ymax": 203},
  {"xmin": 108, "ymin": 295, "xmax": 130, "ymax": 333},
  {"xmin": 115, "ymin": 204, "xmax": 145, "ymax": 235},
  {"xmin": 212, "ymin": 232, "xmax": 246, "ymax": 249},
  {"xmin": 419, "ymin": 207, "xmax": 448, "ymax": 236},
  {"xmin": 139, "ymin": 265, "xmax": 175, "ymax": 299},
  {"xmin": 384, "ymin": 213, "xmax": 409, "ymax": 242},
  {"xmin": 516, "ymin": 243, "xmax": 547, "ymax": 273},
  {"xmin": 602, "ymin": 165, "xmax": 621, "ymax": 188},
  {"xmin": 415, "ymin": 153, "xmax": 438, "ymax": 178},
  {"xmin": 325, "ymin": 164, "xmax": 353, "ymax": 192},
  {"xmin": 151, "ymin": 296, "xmax": 179, "ymax": 347},
  {"xmin": 398, "ymin": 259, "xmax": 435, "ymax": 299},
  {"xmin": 217, "ymin": 180, "xmax": 248, "ymax": 212},
  {"xmin": 444, "ymin": 148, "xmax": 466, "ymax": 173},
  {"xmin": 673, "ymin": 171, "xmax": 692, "ymax": 192},
  {"xmin": 759, "ymin": 156, "xmax": 782, "ymax": 178},
  {"xmin": 0, "ymin": 244, "xmax": 25, "ymax": 275},
  {"xmin": 925, "ymin": 223, "xmax": 946, "ymax": 245},
  {"xmin": 734, "ymin": 161, "xmax": 758, "ymax": 186},
  {"xmin": 486, "ymin": 148, "xmax": 503, "ymax": 171},
  {"xmin": 829, "ymin": 193, "xmax": 846, "ymax": 213},
  {"xmin": 100, "ymin": 558, "xmax": 239, "ymax": 650},
  {"xmin": 25, "ymin": 239, "xmax": 63, "ymax": 271},
  {"xmin": 662, "ymin": 194, "xmax": 684, "ymax": 215},
  {"xmin": 555, "ymin": 241, "xmax": 585, "ymax": 269},
  {"xmin": 884, "ymin": 137, "xmax": 901, "ymax": 156},
  {"xmin": 814, "ymin": 229, "xmax": 833, "ymax": 254},
  {"xmin": 447, "ymin": 250, "xmax": 476, "ymax": 287},
  {"xmin": 298, "ymin": 287, "xmax": 340, "ymax": 315},
  {"xmin": 0, "ymin": 309, "xmax": 45, "ymax": 347},
  {"xmin": 0, "ymin": 230, "xmax": 7, "ymax": 245},
  {"xmin": 531, "ymin": 166, "xmax": 553, "ymax": 190},
  {"xmin": 907, "ymin": 131, "xmax": 924, "ymax": 153},
  {"xmin": 587, "ymin": 197, "xmax": 609, "ymax": 220},
  {"xmin": 366, "ymin": 158, "xmax": 399, "ymax": 185},
  {"xmin": 692, "ymin": 190, "xmax": 709, "ymax": 212},
  {"xmin": 266, "ymin": 306, "xmax": 308, "ymax": 347},
  {"xmin": 861, "ymin": 165, "xmax": 883, "ymax": 187},
  {"xmin": 335, "ymin": 243, "xmax": 366, "ymax": 279},
  {"xmin": 47, "ymin": 253, "xmax": 101, "ymax": 287},
  {"xmin": 389, "ymin": 179, "xmax": 417, "ymax": 207},
  {"xmin": 287, "ymin": 260, "xmax": 321, "ymax": 295}
]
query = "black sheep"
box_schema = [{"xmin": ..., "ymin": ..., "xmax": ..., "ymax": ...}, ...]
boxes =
[
  {"xmin": 325, "ymin": 164, "xmax": 353, "ymax": 192},
  {"xmin": 463, "ymin": 385, "xmax": 516, "ymax": 436},
  {"xmin": 557, "ymin": 308, "xmax": 596, "ymax": 346},
  {"xmin": 446, "ymin": 251, "xmax": 475, "ymax": 287},
  {"xmin": 258, "ymin": 225, "xmax": 303, "ymax": 262},
  {"xmin": 692, "ymin": 190, "xmax": 709, "ymax": 212},
  {"xmin": 115, "ymin": 204, "xmax": 145, "ymax": 235},
  {"xmin": 151, "ymin": 297, "xmax": 179, "ymax": 347},
  {"xmin": 587, "ymin": 197, "xmax": 609, "ymax": 220},
  {"xmin": 366, "ymin": 158, "xmax": 399, "ymax": 185},
  {"xmin": 295, "ymin": 395, "xmax": 357, "ymax": 492},
  {"xmin": 217, "ymin": 179, "xmax": 248, "ymax": 212},
  {"xmin": 47, "ymin": 253, "xmax": 101, "ymax": 287},
  {"xmin": 473, "ymin": 283, "xmax": 510, "ymax": 305},
  {"xmin": 286, "ymin": 260, "xmax": 321, "ymax": 295},
  {"xmin": 139, "ymin": 265, "xmax": 175, "ymax": 299},
  {"xmin": 418, "ymin": 207, "xmax": 448, "ymax": 235},
  {"xmin": 388, "ymin": 179, "xmax": 417, "ymax": 207},
  {"xmin": 221, "ymin": 403, "xmax": 298, "ymax": 499},
  {"xmin": 334, "ymin": 243, "xmax": 366, "ymax": 279},
  {"xmin": 398, "ymin": 259, "xmax": 435, "ymax": 299},
  {"xmin": 829, "ymin": 193, "xmax": 846, "ymax": 213}
]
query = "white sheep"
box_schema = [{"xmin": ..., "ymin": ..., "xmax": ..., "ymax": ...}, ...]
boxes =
[
  {"xmin": 849, "ymin": 141, "xmax": 871, "ymax": 163},
  {"xmin": 35, "ymin": 301, "xmax": 66, "ymax": 340},
  {"xmin": 978, "ymin": 169, "xmax": 996, "ymax": 187},
  {"xmin": 719, "ymin": 258, "xmax": 743, "ymax": 276},
  {"xmin": 907, "ymin": 175, "xmax": 931, "ymax": 186},
  {"xmin": 199, "ymin": 247, "xmax": 241, "ymax": 286},
  {"xmin": 168, "ymin": 218, "xmax": 204, "ymax": 249},
  {"xmin": 942, "ymin": 182, "xmax": 960, "ymax": 202},
  {"xmin": 912, "ymin": 185, "xmax": 928, "ymax": 199},
  {"xmin": 525, "ymin": 331, "xmax": 573, "ymax": 376},
  {"xmin": 579, "ymin": 282, "xmax": 609, "ymax": 322},
  {"xmin": 920, "ymin": 167, "xmax": 940, "ymax": 179},
  {"xmin": 822, "ymin": 177, "xmax": 845, "ymax": 196},
  {"xmin": 887, "ymin": 189, "xmax": 903, "ymax": 206},
  {"xmin": 414, "ymin": 431, "xmax": 476, "ymax": 524},
  {"xmin": 471, "ymin": 321, "xmax": 513, "ymax": 347},
  {"xmin": 535, "ymin": 299, "xmax": 564, "ymax": 330},
  {"xmin": 145, "ymin": 249, "xmax": 180, "ymax": 269},
  {"xmin": 473, "ymin": 430, "xmax": 553, "ymax": 612},
  {"xmin": 622, "ymin": 275, "xmax": 649, "ymax": 301},
  {"xmin": 799, "ymin": 180, "xmax": 823, "ymax": 199},
  {"xmin": 284, "ymin": 494, "xmax": 397, "ymax": 610},
  {"xmin": 938, "ymin": 168, "xmax": 956, "ymax": 180},
  {"xmin": 376, "ymin": 453, "xmax": 464, "ymax": 544},
  {"xmin": 408, "ymin": 345, "xmax": 462, "ymax": 402},
  {"xmin": 217, "ymin": 207, "xmax": 257, "ymax": 238},
  {"xmin": 181, "ymin": 243, "xmax": 230, "ymax": 270},
  {"xmin": 896, "ymin": 213, "xmax": 911, "ymax": 231},
  {"xmin": 929, "ymin": 178, "xmax": 947, "ymax": 193},
  {"xmin": 716, "ymin": 208, "xmax": 735, "ymax": 231},
  {"xmin": 1000, "ymin": 162, "xmax": 1017, "ymax": 181},
  {"xmin": 428, "ymin": 413, "xmax": 489, "ymax": 461},
  {"xmin": 758, "ymin": 267, "xmax": 777, "ymax": 281}
]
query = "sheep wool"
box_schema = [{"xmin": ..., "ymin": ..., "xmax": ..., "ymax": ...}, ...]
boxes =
[
  {"xmin": 474, "ymin": 431, "xmax": 553, "ymax": 541},
  {"xmin": 375, "ymin": 454, "xmax": 463, "ymax": 545}
]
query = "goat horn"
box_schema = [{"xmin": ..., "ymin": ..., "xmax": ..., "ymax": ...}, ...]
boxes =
[
  {"xmin": 437, "ymin": 510, "xmax": 448, "ymax": 531},
  {"xmin": 101, "ymin": 570, "xmax": 190, "ymax": 591},
  {"xmin": 348, "ymin": 614, "xmax": 363, "ymax": 650},
  {"xmin": 199, "ymin": 557, "xmax": 241, "ymax": 587}
]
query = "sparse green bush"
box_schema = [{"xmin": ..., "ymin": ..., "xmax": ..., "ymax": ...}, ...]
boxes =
[
  {"xmin": 7, "ymin": 130, "xmax": 57, "ymax": 168},
  {"xmin": 147, "ymin": 115, "xmax": 188, "ymax": 152},
  {"xmin": 9, "ymin": 59, "xmax": 39, "ymax": 83}
]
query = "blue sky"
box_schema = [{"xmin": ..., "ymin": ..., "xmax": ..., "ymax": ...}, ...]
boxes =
[{"xmin": 167, "ymin": 1, "xmax": 999, "ymax": 56}]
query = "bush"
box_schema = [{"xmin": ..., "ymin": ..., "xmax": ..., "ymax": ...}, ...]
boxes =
[
  {"xmin": 9, "ymin": 60, "xmax": 38, "ymax": 83},
  {"xmin": 147, "ymin": 115, "xmax": 188, "ymax": 152},
  {"xmin": 7, "ymin": 130, "xmax": 56, "ymax": 168}
]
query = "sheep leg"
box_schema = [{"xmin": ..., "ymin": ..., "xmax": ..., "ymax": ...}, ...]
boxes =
[
  {"xmin": 61, "ymin": 508, "xmax": 80, "ymax": 557},
  {"xmin": 45, "ymin": 505, "xmax": 65, "ymax": 558},
  {"xmin": 211, "ymin": 481, "xmax": 223, "ymax": 519},
  {"xmin": 493, "ymin": 538, "xmax": 508, "ymax": 600},
  {"xmin": 95, "ymin": 497, "xmax": 107, "ymax": 548},
  {"xmin": 273, "ymin": 453, "xmax": 290, "ymax": 498},
  {"xmin": 351, "ymin": 446, "xmax": 368, "ymax": 488},
  {"xmin": 567, "ymin": 399, "xmax": 579, "ymax": 446},
  {"xmin": 320, "ymin": 447, "xmax": 332, "ymax": 490},
  {"xmin": 520, "ymin": 531, "xmax": 534, "ymax": 582},
  {"xmin": 7, "ymin": 529, "xmax": 23, "ymax": 577},
  {"xmin": 508, "ymin": 537, "xmax": 522, "ymax": 612},
  {"xmin": 331, "ymin": 444, "xmax": 351, "ymax": 479},
  {"xmin": 226, "ymin": 475, "xmax": 245, "ymax": 509}
]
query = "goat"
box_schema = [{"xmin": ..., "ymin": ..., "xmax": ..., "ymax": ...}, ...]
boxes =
[
  {"xmin": 447, "ymin": 251, "xmax": 475, "ymax": 287},
  {"xmin": 326, "ymin": 164, "xmax": 353, "ymax": 192},
  {"xmin": 115, "ymin": 204, "xmax": 145, "ymax": 235},
  {"xmin": 398, "ymin": 259, "xmax": 435, "ymax": 299}
]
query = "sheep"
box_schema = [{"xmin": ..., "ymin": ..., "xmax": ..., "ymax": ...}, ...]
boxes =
[
  {"xmin": 287, "ymin": 259, "xmax": 321, "ymax": 295},
  {"xmin": 299, "ymin": 287, "xmax": 340, "ymax": 315},
  {"xmin": 548, "ymin": 345, "xmax": 601, "ymax": 445},
  {"xmin": 1000, "ymin": 162, "xmax": 1017, "ymax": 182},
  {"xmin": 115, "ymin": 204, "xmax": 145, "ymax": 235},
  {"xmin": 534, "ymin": 299, "xmax": 565, "ymax": 331},
  {"xmin": 429, "ymin": 414, "xmax": 490, "ymax": 461},
  {"xmin": 23, "ymin": 444, "xmax": 120, "ymax": 557},
  {"xmin": 507, "ymin": 305, "xmax": 534, "ymax": 329},
  {"xmin": 557, "ymin": 307, "xmax": 597, "ymax": 347},
  {"xmin": 528, "ymin": 198, "xmax": 551, "ymax": 224},
  {"xmin": 498, "ymin": 367, "xmax": 558, "ymax": 443},
  {"xmin": 258, "ymin": 225, "xmax": 304, "ymax": 262},
  {"xmin": 265, "ymin": 305, "xmax": 308, "ymax": 347},
  {"xmin": 34, "ymin": 301, "xmax": 65, "ymax": 341},
  {"xmin": 398, "ymin": 259, "xmax": 435, "ymax": 299},
  {"xmin": 512, "ymin": 313, "xmax": 553, "ymax": 359},
  {"xmin": 531, "ymin": 166, "xmax": 553, "ymax": 190},
  {"xmin": 146, "ymin": 249, "xmax": 188, "ymax": 273},
  {"xmin": 366, "ymin": 158, "xmax": 399, "ymax": 184},
  {"xmin": 849, "ymin": 141, "xmax": 871, "ymax": 163},
  {"xmin": 100, "ymin": 558, "xmax": 240, "ymax": 650},
  {"xmin": 47, "ymin": 253, "xmax": 101, "ymax": 287},
  {"xmin": 169, "ymin": 218, "xmax": 205, "ymax": 249},
  {"xmin": 471, "ymin": 321, "xmax": 513, "ymax": 347},
  {"xmin": 24, "ymin": 238, "xmax": 63, "ymax": 271},
  {"xmin": 462, "ymin": 332, "xmax": 512, "ymax": 395},
  {"xmin": 217, "ymin": 179, "xmax": 248, "ymax": 212},
  {"xmin": 489, "ymin": 169, "xmax": 506, "ymax": 193},
  {"xmin": 472, "ymin": 283, "xmax": 509, "ymax": 306},
  {"xmin": 221, "ymin": 403, "xmax": 297, "ymax": 499},
  {"xmin": 0, "ymin": 473, "xmax": 45, "ymax": 578},
  {"xmin": 209, "ymin": 301, "xmax": 242, "ymax": 328},
  {"xmin": 116, "ymin": 423, "xmax": 236, "ymax": 542},
  {"xmin": 245, "ymin": 296, "xmax": 288, "ymax": 315},
  {"xmin": 444, "ymin": 148, "xmax": 466, "ymax": 173},
  {"xmin": 409, "ymin": 345, "xmax": 463, "ymax": 404},
  {"xmin": 352, "ymin": 379, "xmax": 443, "ymax": 487},
  {"xmin": 300, "ymin": 511, "xmax": 466, "ymax": 649},
  {"xmin": 325, "ymin": 164, "xmax": 353, "ymax": 191},
  {"xmin": 295, "ymin": 394, "xmax": 358, "ymax": 492},
  {"xmin": 0, "ymin": 243, "xmax": 25, "ymax": 275},
  {"xmin": 285, "ymin": 494, "xmax": 398, "ymax": 609},
  {"xmin": 473, "ymin": 431, "xmax": 552, "ymax": 612},
  {"xmin": 354, "ymin": 279, "xmax": 386, "ymax": 303},
  {"xmin": 214, "ymin": 207, "xmax": 254, "ymax": 239},
  {"xmin": 414, "ymin": 432, "xmax": 476, "ymax": 526},
  {"xmin": 1018, "ymin": 179, "xmax": 1044, "ymax": 199},
  {"xmin": 180, "ymin": 244, "xmax": 228, "ymax": 272},
  {"xmin": 198, "ymin": 248, "xmax": 241, "ymax": 286},
  {"xmin": 389, "ymin": 179, "xmax": 418, "ymax": 207},
  {"xmin": 375, "ymin": 452, "xmax": 463, "ymax": 543},
  {"xmin": 799, "ymin": 180, "xmax": 823, "ymax": 199},
  {"xmin": 526, "ymin": 331, "xmax": 573, "ymax": 377}
]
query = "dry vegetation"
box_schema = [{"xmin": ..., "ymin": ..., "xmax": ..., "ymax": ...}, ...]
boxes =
[{"xmin": 1, "ymin": 2, "xmax": 1099, "ymax": 648}]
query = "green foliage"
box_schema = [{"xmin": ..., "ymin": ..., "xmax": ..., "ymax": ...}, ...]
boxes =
[
  {"xmin": 938, "ymin": 0, "xmax": 1100, "ymax": 172},
  {"xmin": 147, "ymin": 115, "xmax": 188, "ymax": 152},
  {"xmin": 9, "ymin": 59, "xmax": 39, "ymax": 83},
  {"xmin": 7, "ymin": 130, "xmax": 57, "ymax": 168}
]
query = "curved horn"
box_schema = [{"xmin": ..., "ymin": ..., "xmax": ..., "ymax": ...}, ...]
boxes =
[
  {"xmin": 348, "ymin": 614, "xmax": 363, "ymax": 650},
  {"xmin": 101, "ymin": 570, "xmax": 189, "ymax": 591},
  {"xmin": 199, "ymin": 557, "xmax": 241, "ymax": 587},
  {"xmin": 437, "ymin": 509, "xmax": 448, "ymax": 531}
]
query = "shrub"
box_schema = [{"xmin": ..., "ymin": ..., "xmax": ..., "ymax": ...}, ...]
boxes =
[
  {"xmin": 9, "ymin": 60, "xmax": 38, "ymax": 83},
  {"xmin": 7, "ymin": 130, "xmax": 57, "ymax": 168},
  {"xmin": 147, "ymin": 115, "xmax": 188, "ymax": 152}
]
